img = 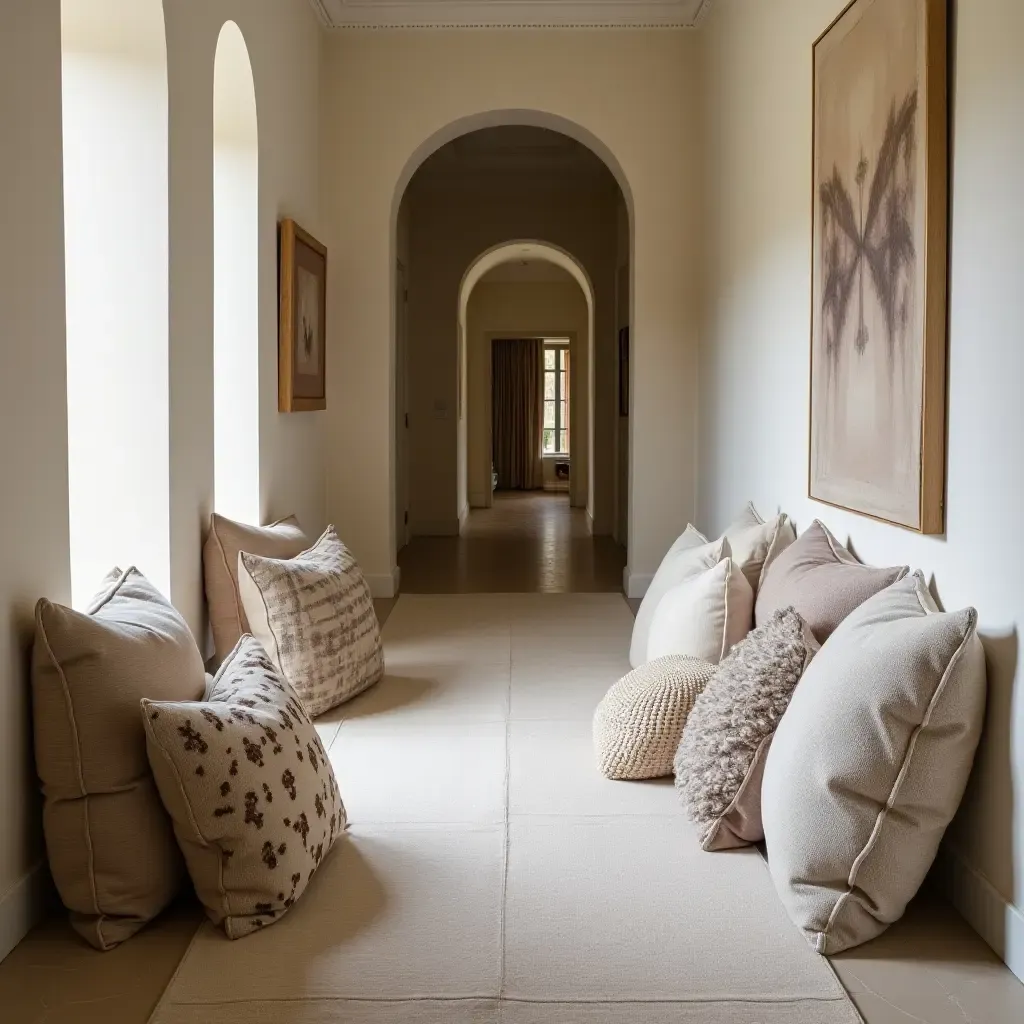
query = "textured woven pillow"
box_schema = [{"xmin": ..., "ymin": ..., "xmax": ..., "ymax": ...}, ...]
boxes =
[
  {"xmin": 142, "ymin": 635, "xmax": 346, "ymax": 939},
  {"xmin": 203, "ymin": 513, "xmax": 309, "ymax": 663},
  {"xmin": 674, "ymin": 608, "xmax": 818, "ymax": 852},
  {"xmin": 237, "ymin": 526, "xmax": 384, "ymax": 717},
  {"xmin": 755, "ymin": 519, "xmax": 909, "ymax": 641},
  {"xmin": 629, "ymin": 530, "xmax": 727, "ymax": 668},
  {"xmin": 647, "ymin": 558, "xmax": 753, "ymax": 665},
  {"xmin": 32, "ymin": 568, "xmax": 206, "ymax": 949},
  {"xmin": 594, "ymin": 656, "xmax": 716, "ymax": 780},
  {"xmin": 762, "ymin": 573, "xmax": 987, "ymax": 954}
]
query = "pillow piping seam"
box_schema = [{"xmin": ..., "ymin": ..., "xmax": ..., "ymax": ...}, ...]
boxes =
[{"xmin": 209, "ymin": 521, "xmax": 245, "ymax": 640}]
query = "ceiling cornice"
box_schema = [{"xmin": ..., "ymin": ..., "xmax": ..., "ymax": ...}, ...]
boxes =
[{"xmin": 308, "ymin": 0, "xmax": 713, "ymax": 30}]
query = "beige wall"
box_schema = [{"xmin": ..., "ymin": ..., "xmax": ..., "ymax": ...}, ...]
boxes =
[
  {"xmin": 465, "ymin": 279, "xmax": 590, "ymax": 509},
  {"xmin": 0, "ymin": 0, "xmax": 324, "ymax": 959},
  {"xmin": 320, "ymin": 30, "xmax": 701, "ymax": 594},
  {"xmin": 699, "ymin": 0, "xmax": 1024, "ymax": 978}
]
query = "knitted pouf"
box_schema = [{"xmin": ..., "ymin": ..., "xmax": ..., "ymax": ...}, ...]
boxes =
[{"xmin": 593, "ymin": 655, "xmax": 716, "ymax": 780}]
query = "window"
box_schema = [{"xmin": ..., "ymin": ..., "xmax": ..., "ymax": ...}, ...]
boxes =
[{"xmin": 542, "ymin": 341, "xmax": 570, "ymax": 455}]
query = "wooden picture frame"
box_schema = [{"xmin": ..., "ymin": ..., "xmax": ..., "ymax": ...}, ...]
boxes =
[
  {"xmin": 618, "ymin": 326, "xmax": 629, "ymax": 417},
  {"xmin": 279, "ymin": 218, "xmax": 327, "ymax": 412},
  {"xmin": 808, "ymin": 0, "xmax": 948, "ymax": 533}
]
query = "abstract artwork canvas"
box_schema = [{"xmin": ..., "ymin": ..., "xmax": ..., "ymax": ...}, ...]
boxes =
[
  {"xmin": 279, "ymin": 218, "xmax": 327, "ymax": 412},
  {"xmin": 809, "ymin": 0, "xmax": 948, "ymax": 533}
]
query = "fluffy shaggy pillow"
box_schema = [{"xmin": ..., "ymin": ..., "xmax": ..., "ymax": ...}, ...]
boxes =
[
  {"xmin": 762, "ymin": 573, "xmax": 987, "ymax": 954},
  {"xmin": 142, "ymin": 635, "xmax": 346, "ymax": 939},
  {"xmin": 593, "ymin": 656, "xmax": 716, "ymax": 780},
  {"xmin": 673, "ymin": 608, "xmax": 818, "ymax": 851},
  {"xmin": 238, "ymin": 526, "xmax": 384, "ymax": 717},
  {"xmin": 629, "ymin": 530, "xmax": 727, "ymax": 668},
  {"xmin": 646, "ymin": 558, "xmax": 753, "ymax": 665}
]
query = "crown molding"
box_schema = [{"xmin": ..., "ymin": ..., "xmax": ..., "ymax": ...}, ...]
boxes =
[{"xmin": 308, "ymin": 0, "xmax": 713, "ymax": 30}]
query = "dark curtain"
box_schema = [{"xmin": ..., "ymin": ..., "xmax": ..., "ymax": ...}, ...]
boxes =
[{"xmin": 492, "ymin": 338, "xmax": 543, "ymax": 491}]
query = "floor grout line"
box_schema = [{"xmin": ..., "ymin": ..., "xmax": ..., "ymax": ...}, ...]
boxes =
[{"xmin": 497, "ymin": 623, "xmax": 513, "ymax": 1018}]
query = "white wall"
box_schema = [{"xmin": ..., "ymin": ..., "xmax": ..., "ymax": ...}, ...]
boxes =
[
  {"xmin": 320, "ymin": 30, "xmax": 700, "ymax": 594},
  {"xmin": 465, "ymin": 279, "xmax": 590, "ymax": 509},
  {"xmin": 699, "ymin": 0, "xmax": 1024, "ymax": 979}
]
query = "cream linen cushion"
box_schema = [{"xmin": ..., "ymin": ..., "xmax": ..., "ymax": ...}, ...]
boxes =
[
  {"xmin": 32, "ymin": 568, "xmax": 206, "ymax": 949},
  {"xmin": 594, "ymin": 656, "xmax": 715, "ymax": 780},
  {"xmin": 238, "ymin": 526, "xmax": 384, "ymax": 717},
  {"xmin": 717, "ymin": 502, "xmax": 795, "ymax": 594},
  {"xmin": 142, "ymin": 636, "xmax": 346, "ymax": 938},
  {"xmin": 203, "ymin": 513, "xmax": 309, "ymax": 663},
  {"xmin": 674, "ymin": 608, "xmax": 818, "ymax": 851},
  {"xmin": 762, "ymin": 572, "xmax": 987, "ymax": 954},
  {"xmin": 628, "ymin": 529, "xmax": 727, "ymax": 668},
  {"xmin": 647, "ymin": 558, "xmax": 753, "ymax": 665}
]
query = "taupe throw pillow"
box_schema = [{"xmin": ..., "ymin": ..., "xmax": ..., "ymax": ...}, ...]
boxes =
[
  {"xmin": 674, "ymin": 609, "xmax": 818, "ymax": 851},
  {"xmin": 237, "ymin": 526, "xmax": 384, "ymax": 717},
  {"xmin": 761, "ymin": 573, "xmax": 987, "ymax": 954},
  {"xmin": 143, "ymin": 636, "xmax": 346, "ymax": 938},
  {"xmin": 203, "ymin": 513, "xmax": 309, "ymax": 663},
  {"xmin": 755, "ymin": 519, "xmax": 909, "ymax": 642},
  {"xmin": 717, "ymin": 502, "xmax": 796, "ymax": 594},
  {"xmin": 32, "ymin": 568, "xmax": 206, "ymax": 949}
]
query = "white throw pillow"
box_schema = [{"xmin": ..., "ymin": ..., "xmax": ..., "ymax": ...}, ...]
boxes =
[
  {"xmin": 647, "ymin": 558, "xmax": 753, "ymax": 665},
  {"xmin": 718, "ymin": 502, "xmax": 795, "ymax": 594},
  {"xmin": 629, "ymin": 530, "xmax": 727, "ymax": 668}
]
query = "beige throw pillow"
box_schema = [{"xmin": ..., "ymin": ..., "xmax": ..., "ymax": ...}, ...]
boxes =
[
  {"xmin": 761, "ymin": 573, "xmax": 987, "ymax": 954},
  {"xmin": 647, "ymin": 558, "xmax": 753, "ymax": 665},
  {"xmin": 32, "ymin": 568, "xmax": 206, "ymax": 949},
  {"xmin": 594, "ymin": 656, "xmax": 716, "ymax": 780},
  {"xmin": 142, "ymin": 636, "xmax": 346, "ymax": 939},
  {"xmin": 238, "ymin": 526, "xmax": 384, "ymax": 717},
  {"xmin": 629, "ymin": 530, "xmax": 727, "ymax": 668},
  {"xmin": 674, "ymin": 608, "xmax": 818, "ymax": 851},
  {"xmin": 718, "ymin": 502, "xmax": 795, "ymax": 594},
  {"xmin": 203, "ymin": 513, "xmax": 309, "ymax": 663}
]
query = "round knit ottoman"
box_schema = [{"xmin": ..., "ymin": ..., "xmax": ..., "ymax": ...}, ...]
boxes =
[{"xmin": 593, "ymin": 655, "xmax": 715, "ymax": 780}]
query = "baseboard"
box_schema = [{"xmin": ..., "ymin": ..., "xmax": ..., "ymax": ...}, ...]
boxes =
[
  {"xmin": 624, "ymin": 570, "xmax": 653, "ymax": 599},
  {"xmin": 0, "ymin": 863, "xmax": 49, "ymax": 963},
  {"xmin": 933, "ymin": 842, "xmax": 1024, "ymax": 984},
  {"xmin": 366, "ymin": 567, "xmax": 400, "ymax": 599},
  {"xmin": 543, "ymin": 484, "xmax": 570, "ymax": 493}
]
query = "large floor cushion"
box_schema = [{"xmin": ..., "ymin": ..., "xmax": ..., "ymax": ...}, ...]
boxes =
[
  {"xmin": 143, "ymin": 635, "xmax": 346, "ymax": 938},
  {"xmin": 762, "ymin": 572, "xmax": 987, "ymax": 954},
  {"xmin": 32, "ymin": 568, "xmax": 206, "ymax": 949}
]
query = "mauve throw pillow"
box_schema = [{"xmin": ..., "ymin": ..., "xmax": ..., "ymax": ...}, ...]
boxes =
[{"xmin": 754, "ymin": 520, "xmax": 909, "ymax": 642}]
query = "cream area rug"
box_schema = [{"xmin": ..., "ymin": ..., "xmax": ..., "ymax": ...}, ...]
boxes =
[{"xmin": 150, "ymin": 594, "xmax": 862, "ymax": 1024}]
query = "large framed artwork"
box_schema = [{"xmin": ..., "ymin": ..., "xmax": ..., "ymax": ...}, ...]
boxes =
[
  {"xmin": 279, "ymin": 218, "xmax": 327, "ymax": 412},
  {"xmin": 809, "ymin": 0, "xmax": 948, "ymax": 533}
]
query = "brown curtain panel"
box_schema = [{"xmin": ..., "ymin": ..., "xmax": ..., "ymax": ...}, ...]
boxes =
[{"xmin": 492, "ymin": 338, "xmax": 543, "ymax": 491}]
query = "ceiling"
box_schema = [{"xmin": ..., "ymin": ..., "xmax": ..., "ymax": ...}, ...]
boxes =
[{"xmin": 308, "ymin": 0, "xmax": 712, "ymax": 29}]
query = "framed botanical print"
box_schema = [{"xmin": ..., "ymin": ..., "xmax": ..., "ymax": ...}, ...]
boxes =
[
  {"xmin": 279, "ymin": 218, "xmax": 327, "ymax": 412},
  {"xmin": 809, "ymin": 0, "xmax": 948, "ymax": 533}
]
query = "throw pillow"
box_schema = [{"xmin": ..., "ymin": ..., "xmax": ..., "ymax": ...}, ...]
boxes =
[
  {"xmin": 628, "ymin": 530, "xmax": 728, "ymax": 668},
  {"xmin": 237, "ymin": 526, "xmax": 384, "ymax": 717},
  {"xmin": 142, "ymin": 635, "xmax": 346, "ymax": 939},
  {"xmin": 646, "ymin": 558, "xmax": 753, "ymax": 665},
  {"xmin": 203, "ymin": 513, "xmax": 309, "ymax": 663},
  {"xmin": 761, "ymin": 573, "xmax": 987, "ymax": 954},
  {"xmin": 32, "ymin": 568, "xmax": 206, "ymax": 949},
  {"xmin": 593, "ymin": 656, "xmax": 716, "ymax": 780},
  {"xmin": 755, "ymin": 519, "xmax": 909, "ymax": 641},
  {"xmin": 673, "ymin": 608, "xmax": 818, "ymax": 851},
  {"xmin": 717, "ymin": 502, "xmax": 796, "ymax": 594}
]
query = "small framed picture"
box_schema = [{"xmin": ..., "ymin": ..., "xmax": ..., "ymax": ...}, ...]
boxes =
[
  {"xmin": 279, "ymin": 218, "xmax": 327, "ymax": 412},
  {"xmin": 618, "ymin": 326, "xmax": 629, "ymax": 417}
]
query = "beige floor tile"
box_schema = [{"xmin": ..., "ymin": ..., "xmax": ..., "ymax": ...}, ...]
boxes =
[{"xmin": 510, "ymin": 655, "xmax": 626, "ymax": 721}]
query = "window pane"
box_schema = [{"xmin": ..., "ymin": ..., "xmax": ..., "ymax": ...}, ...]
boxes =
[
  {"xmin": 544, "ymin": 401, "xmax": 556, "ymax": 428},
  {"xmin": 543, "ymin": 428, "xmax": 554, "ymax": 453},
  {"xmin": 544, "ymin": 373, "xmax": 556, "ymax": 400},
  {"xmin": 558, "ymin": 349, "xmax": 567, "ymax": 372},
  {"xmin": 544, "ymin": 349, "xmax": 556, "ymax": 370},
  {"xmin": 559, "ymin": 429, "xmax": 568, "ymax": 453}
]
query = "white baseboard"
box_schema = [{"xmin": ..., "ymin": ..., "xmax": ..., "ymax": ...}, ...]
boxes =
[
  {"xmin": 624, "ymin": 570, "xmax": 653, "ymax": 599},
  {"xmin": 933, "ymin": 842, "xmax": 1024, "ymax": 985},
  {"xmin": 0, "ymin": 863, "xmax": 49, "ymax": 963},
  {"xmin": 367, "ymin": 567, "xmax": 400, "ymax": 599}
]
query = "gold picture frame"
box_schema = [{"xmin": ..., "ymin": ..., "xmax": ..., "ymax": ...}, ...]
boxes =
[{"xmin": 279, "ymin": 218, "xmax": 327, "ymax": 412}]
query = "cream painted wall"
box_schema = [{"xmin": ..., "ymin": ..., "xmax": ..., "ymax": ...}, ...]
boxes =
[
  {"xmin": 699, "ymin": 0, "xmax": 1024, "ymax": 978},
  {"xmin": 320, "ymin": 31, "xmax": 700, "ymax": 594},
  {"xmin": 0, "ymin": 0, "xmax": 324, "ymax": 959},
  {"xmin": 465, "ymin": 280, "xmax": 590, "ymax": 509}
]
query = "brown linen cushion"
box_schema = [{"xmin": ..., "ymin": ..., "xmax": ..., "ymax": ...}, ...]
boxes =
[
  {"xmin": 674, "ymin": 608, "xmax": 818, "ymax": 852},
  {"xmin": 32, "ymin": 568, "xmax": 206, "ymax": 949},
  {"xmin": 237, "ymin": 526, "xmax": 384, "ymax": 717},
  {"xmin": 754, "ymin": 519, "xmax": 909, "ymax": 642},
  {"xmin": 203, "ymin": 513, "xmax": 309, "ymax": 663},
  {"xmin": 142, "ymin": 635, "xmax": 346, "ymax": 939}
]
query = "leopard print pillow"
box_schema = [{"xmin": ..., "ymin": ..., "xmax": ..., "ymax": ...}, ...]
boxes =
[{"xmin": 142, "ymin": 635, "xmax": 346, "ymax": 938}]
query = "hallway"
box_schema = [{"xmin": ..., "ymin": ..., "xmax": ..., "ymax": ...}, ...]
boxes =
[{"xmin": 398, "ymin": 492, "xmax": 626, "ymax": 594}]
